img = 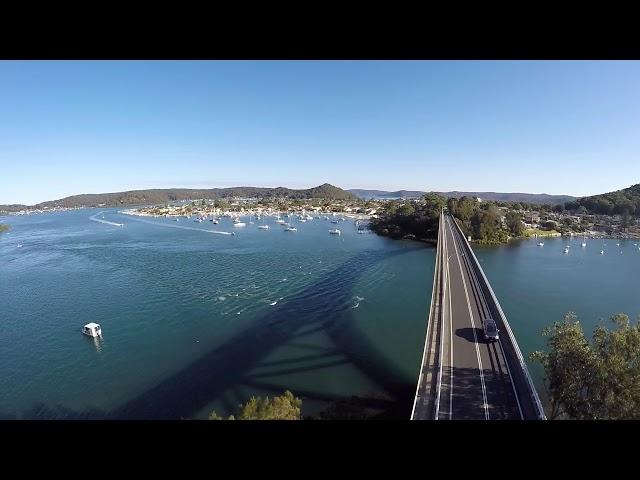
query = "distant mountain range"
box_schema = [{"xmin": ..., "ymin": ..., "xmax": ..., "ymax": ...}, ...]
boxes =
[
  {"xmin": 6, "ymin": 183, "xmax": 637, "ymax": 213},
  {"xmin": 0, "ymin": 184, "xmax": 357, "ymax": 212},
  {"xmin": 348, "ymin": 189, "xmax": 576, "ymax": 205}
]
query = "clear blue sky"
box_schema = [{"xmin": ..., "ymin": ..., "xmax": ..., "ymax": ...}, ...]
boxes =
[{"xmin": 2, "ymin": 60, "xmax": 640, "ymax": 205}]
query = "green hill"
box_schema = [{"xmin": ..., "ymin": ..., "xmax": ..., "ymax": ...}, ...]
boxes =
[
  {"xmin": 568, "ymin": 183, "xmax": 640, "ymax": 215},
  {"xmin": 1, "ymin": 184, "xmax": 356, "ymax": 210}
]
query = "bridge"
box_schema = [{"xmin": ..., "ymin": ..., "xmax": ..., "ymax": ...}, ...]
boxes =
[{"xmin": 411, "ymin": 210, "xmax": 546, "ymax": 420}]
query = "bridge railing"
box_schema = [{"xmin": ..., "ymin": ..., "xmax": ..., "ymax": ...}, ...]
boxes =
[
  {"xmin": 410, "ymin": 208, "xmax": 444, "ymax": 420},
  {"xmin": 432, "ymin": 210, "xmax": 446, "ymax": 419},
  {"xmin": 449, "ymin": 216, "xmax": 546, "ymax": 420}
]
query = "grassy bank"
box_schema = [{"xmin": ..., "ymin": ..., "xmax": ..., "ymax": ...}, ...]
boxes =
[{"xmin": 523, "ymin": 228, "xmax": 561, "ymax": 237}]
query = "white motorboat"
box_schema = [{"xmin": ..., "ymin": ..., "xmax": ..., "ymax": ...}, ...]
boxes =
[
  {"xmin": 82, "ymin": 322, "xmax": 102, "ymax": 338},
  {"xmin": 581, "ymin": 242, "xmax": 586, "ymax": 247},
  {"xmin": 258, "ymin": 225, "xmax": 270, "ymax": 229},
  {"xmin": 285, "ymin": 226, "xmax": 297, "ymax": 232},
  {"xmin": 600, "ymin": 249, "xmax": 604, "ymax": 255},
  {"xmin": 564, "ymin": 246, "xmax": 570, "ymax": 254},
  {"xmin": 329, "ymin": 229, "xmax": 341, "ymax": 235},
  {"xmin": 537, "ymin": 242, "xmax": 544, "ymax": 246},
  {"xmin": 233, "ymin": 218, "xmax": 246, "ymax": 227}
]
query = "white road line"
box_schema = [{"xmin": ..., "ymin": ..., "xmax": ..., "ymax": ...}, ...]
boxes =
[
  {"xmin": 450, "ymin": 217, "xmax": 524, "ymax": 420},
  {"xmin": 447, "ymin": 224, "xmax": 454, "ymax": 420},
  {"xmin": 448, "ymin": 216, "xmax": 490, "ymax": 420}
]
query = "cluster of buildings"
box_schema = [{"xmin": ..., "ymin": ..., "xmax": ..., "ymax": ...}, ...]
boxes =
[
  {"xmin": 132, "ymin": 198, "xmax": 377, "ymax": 220},
  {"xmin": 496, "ymin": 206, "xmax": 640, "ymax": 238}
]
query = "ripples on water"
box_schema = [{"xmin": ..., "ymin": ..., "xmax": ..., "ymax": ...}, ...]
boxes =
[{"xmin": 0, "ymin": 209, "xmax": 433, "ymax": 419}]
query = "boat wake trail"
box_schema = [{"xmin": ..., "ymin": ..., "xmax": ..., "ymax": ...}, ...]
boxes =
[
  {"xmin": 89, "ymin": 212, "xmax": 124, "ymax": 227},
  {"xmin": 120, "ymin": 215, "xmax": 234, "ymax": 235},
  {"xmin": 351, "ymin": 296, "xmax": 365, "ymax": 309}
]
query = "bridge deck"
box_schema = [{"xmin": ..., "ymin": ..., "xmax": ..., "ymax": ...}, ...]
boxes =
[
  {"xmin": 412, "ymin": 212, "xmax": 544, "ymax": 420},
  {"xmin": 439, "ymin": 214, "xmax": 521, "ymax": 419}
]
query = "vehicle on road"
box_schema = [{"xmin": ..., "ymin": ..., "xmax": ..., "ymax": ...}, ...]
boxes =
[{"xmin": 484, "ymin": 317, "xmax": 499, "ymax": 342}]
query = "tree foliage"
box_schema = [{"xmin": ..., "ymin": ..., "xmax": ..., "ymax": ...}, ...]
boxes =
[
  {"xmin": 530, "ymin": 312, "xmax": 640, "ymax": 420},
  {"xmin": 505, "ymin": 210, "xmax": 524, "ymax": 236},
  {"xmin": 369, "ymin": 193, "xmax": 445, "ymax": 240},
  {"xmin": 564, "ymin": 183, "xmax": 640, "ymax": 216},
  {"xmin": 209, "ymin": 390, "xmax": 302, "ymax": 420}
]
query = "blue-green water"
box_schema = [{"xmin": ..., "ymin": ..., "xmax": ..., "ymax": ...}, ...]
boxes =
[{"xmin": 0, "ymin": 209, "xmax": 432, "ymax": 419}]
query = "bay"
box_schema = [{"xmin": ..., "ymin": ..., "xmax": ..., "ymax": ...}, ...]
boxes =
[{"xmin": 0, "ymin": 209, "xmax": 432, "ymax": 419}]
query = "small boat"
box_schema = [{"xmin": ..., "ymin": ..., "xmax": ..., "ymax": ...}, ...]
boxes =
[
  {"xmin": 276, "ymin": 219, "xmax": 286, "ymax": 224},
  {"xmin": 258, "ymin": 225, "xmax": 270, "ymax": 229},
  {"xmin": 82, "ymin": 322, "xmax": 102, "ymax": 338},
  {"xmin": 600, "ymin": 249, "xmax": 604, "ymax": 255},
  {"xmin": 537, "ymin": 242, "xmax": 544, "ymax": 246},
  {"xmin": 329, "ymin": 229, "xmax": 341, "ymax": 235},
  {"xmin": 285, "ymin": 226, "xmax": 297, "ymax": 232},
  {"xmin": 299, "ymin": 219, "xmax": 306, "ymax": 223},
  {"xmin": 331, "ymin": 220, "xmax": 339, "ymax": 224},
  {"xmin": 616, "ymin": 243, "xmax": 620, "ymax": 246},
  {"xmin": 233, "ymin": 221, "xmax": 246, "ymax": 227},
  {"xmin": 564, "ymin": 246, "xmax": 569, "ymax": 254},
  {"xmin": 581, "ymin": 242, "xmax": 586, "ymax": 247}
]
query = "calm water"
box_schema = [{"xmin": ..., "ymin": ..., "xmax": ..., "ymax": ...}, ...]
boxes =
[
  {"xmin": 2, "ymin": 212, "xmax": 639, "ymax": 419},
  {"xmin": 0, "ymin": 209, "xmax": 432, "ymax": 419},
  {"xmin": 475, "ymin": 236, "xmax": 640, "ymax": 395}
]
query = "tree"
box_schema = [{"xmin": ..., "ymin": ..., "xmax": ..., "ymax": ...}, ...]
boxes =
[
  {"xmin": 471, "ymin": 207, "xmax": 499, "ymax": 241},
  {"xmin": 209, "ymin": 390, "xmax": 302, "ymax": 420},
  {"xmin": 422, "ymin": 192, "xmax": 446, "ymax": 213},
  {"xmin": 505, "ymin": 210, "xmax": 524, "ymax": 236},
  {"xmin": 456, "ymin": 196, "xmax": 476, "ymax": 222},
  {"xmin": 530, "ymin": 312, "xmax": 640, "ymax": 419}
]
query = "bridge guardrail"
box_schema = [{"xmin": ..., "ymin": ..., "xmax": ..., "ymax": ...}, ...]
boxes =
[
  {"xmin": 411, "ymin": 209, "xmax": 444, "ymax": 420},
  {"xmin": 450, "ymin": 216, "xmax": 546, "ymax": 420},
  {"xmin": 432, "ymin": 211, "xmax": 446, "ymax": 419}
]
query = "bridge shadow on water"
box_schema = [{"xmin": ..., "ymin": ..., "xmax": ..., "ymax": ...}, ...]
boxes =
[{"xmin": 13, "ymin": 246, "xmax": 427, "ymax": 420}]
